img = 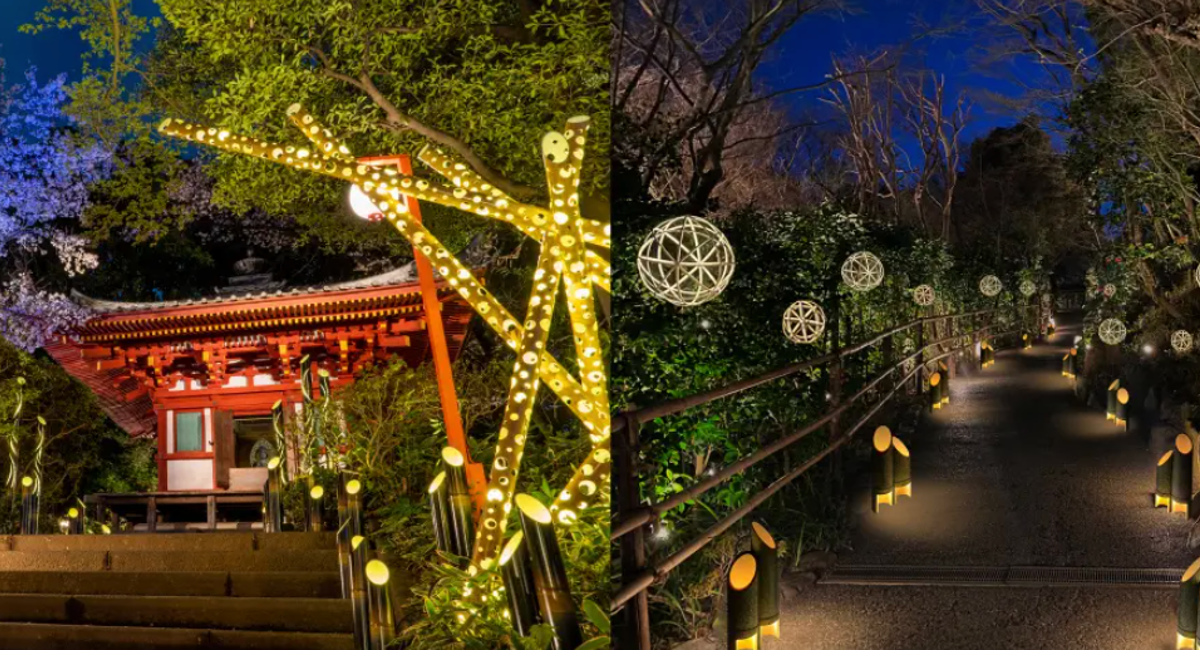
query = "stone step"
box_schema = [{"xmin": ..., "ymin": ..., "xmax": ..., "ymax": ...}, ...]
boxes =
[
  {"xmin": 6, "ymin": 532, "xmax": 336, "ymax": 553},
  {"xmin": 0, "ymin": 622, "xmax": 353, "ymax": 650},
  {"xmin": 0, "ymin": 550, "xmax": 338, "ymax": 573},
  {"xmin": 0, "ymin": 594, "xmax": 352, "ymax": 633},
  {"xmin": 0, "ymin": 571, "xmax": 342, "ymax": 599}
]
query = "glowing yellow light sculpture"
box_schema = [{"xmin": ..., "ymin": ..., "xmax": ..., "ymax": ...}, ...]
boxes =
[{"xmin": 157, "ymin": 107, "xmax": 611, "ymax": 570}]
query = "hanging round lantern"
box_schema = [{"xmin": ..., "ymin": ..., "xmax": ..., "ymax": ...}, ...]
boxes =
[
  {"xmin": 979, "ymin": 275, "xmax": 1002, "ymax": 297},
  {"xmin": 1098, "ymin": 318, "xmax": 1127, "ymax": 345},
  {"xmin": 782, "ymin": 300, "xmax": 826, "ymax": 344},
  {"xmin": 841, "ymin": 252, "xmax": 885, "ymax": 292},
  {"xmin": 637, "ymin": 216, "xmax": 735, "ymax": 307},
  {"xmin": 1103, "ymin": 284, "xmax": 1116, "ymax": 298},
  {"xmin": 913, "ymin": 284, "xmax": 935, "ymax": 307},
  {"xmin": 1019, "ymin": 280, "xmax": 1036, "ymax": 297},
  {"xmin": 1173, "ymin": 330, "xmax": 1194, "ymax": 354}
]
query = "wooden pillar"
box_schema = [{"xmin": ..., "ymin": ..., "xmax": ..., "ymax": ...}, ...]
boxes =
[{"xmin": 380, "ymin": 155, "xmax": 486, "ymax": 514}]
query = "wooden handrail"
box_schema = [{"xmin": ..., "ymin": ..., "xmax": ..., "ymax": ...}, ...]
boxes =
[{"xmin": 610, "ymin": 306, "xmax": 1041, "ymax": 618}]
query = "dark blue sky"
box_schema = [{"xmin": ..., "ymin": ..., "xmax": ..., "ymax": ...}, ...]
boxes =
[
  {"xmin": 760, "ymin": 0, "xmax": 1071, "ymax": 146},
  {"xmin": 0, "ymin": 1, "xmax": 160, "ymax": 84},
  {"xmin": 2, "ymin": 1, "xmax": 1068, "ymax": 150}
]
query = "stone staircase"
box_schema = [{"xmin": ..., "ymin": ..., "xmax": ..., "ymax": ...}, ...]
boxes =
[{"xmin": 0, "ymin": 531, "xmax": 352, "ymax": 649}]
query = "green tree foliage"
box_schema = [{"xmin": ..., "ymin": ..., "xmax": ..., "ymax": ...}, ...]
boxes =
[
  {"xmin": 27, "ymin": 0, "xmax": 609, "ymax": 256},
  {"xmin": 0, "ymin": 343, "xmax": 156, "ymax": 532}
]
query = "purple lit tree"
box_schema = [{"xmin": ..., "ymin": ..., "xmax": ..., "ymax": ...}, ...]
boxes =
[{"xmin": 0, "ymin": 67, "xmax": 111, "ymax": 350}]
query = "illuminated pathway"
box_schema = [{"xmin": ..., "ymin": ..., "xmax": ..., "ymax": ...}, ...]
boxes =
[{"xmin": 683, "ymin": 312, "xmax": 1195, "ymax": 650}]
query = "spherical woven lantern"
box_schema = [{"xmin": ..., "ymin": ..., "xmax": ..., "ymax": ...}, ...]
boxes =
[
  {"xmin": 913, "ymin": 284, "xmax": 935, "ymax": 307},
  {"xmin": 1098, "ymin": 318, "xmax": 1127, "ymax": 345},
  {"xmin": 782, "ymin": 300, "xmax": 826, "ymax": 344},
  {"xmin": 1103, "ymin": 284, "xmax": 1116, "ymax": 298},
  {"xmin": 979, "ymin": 275, "xmax": 1002, "ymax": 297},
  {"xmin": 1019, "ymin": 280, "xmax": 1036, "ymax": 297},
  {"xmin": 1173, "ymin": 330, "xmax": 1194, "ymax": 354},
  {"xmin": 841, "ymin": 251, "xmax": 884, "ymax": 292},
  {"xmin": 637, "ymin": 216, "xmax": 735, "ymax": 307}
]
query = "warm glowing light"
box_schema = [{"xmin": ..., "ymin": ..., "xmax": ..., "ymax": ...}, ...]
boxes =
[
  {"xmin": 515, "ymin": 494, "xmax": 552, "ymax": 524},
  {"xmin": 310, "ymin": 485, "xmax": 324, "ymax": 500},
  {"xmin": 67, "ymin": 508, "xmax": 78, "ymax": 518},
  {"xmin": 20, "ymin": 476, "xmax": 32, "ymax": 488},
  {"xmin": 442, "ymin": 447, "xmax": 465, "ymax": 467},
  {"xmin": 1117, "ymin": 388, "xmax": 1129, "ymax": 405},
  {"xmin": 499, "ymin": 531, "xmax": 524, "ymax": 566},
  {"xmin": 872, "ymin": 426, "xmax": 892, "ymax": 452},
  {"xmin": 348, "ymin": 184, "xmax": 383, "ymax": 220},
  {"xmin": 761, "ymin": 619, "xmax": 780, "ymax": 639},
  {"xmin": 267, "ymin": 456, "xmax": 280, "ymax": 471},
  {"xmin": 346, "ymin": 479, "xmax": 361, "ymax": 495},
  {"xmin": 730, "ymin": 554, "xmax": 757, "ymax": 590},
  {"xmin": 365, "ymin": 559, "xmax": 390, "ymax": 586}
]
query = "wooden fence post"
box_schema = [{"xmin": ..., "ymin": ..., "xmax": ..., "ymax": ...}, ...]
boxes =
[{"xmin": 614, "ymin": 415, "xmax": 651, "ymax": 649}]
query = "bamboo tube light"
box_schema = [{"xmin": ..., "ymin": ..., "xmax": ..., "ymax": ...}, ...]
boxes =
[
  {"xmin": 929, "ymin": 372, "xmax": 943, "ymax": 411},
  {"xmin": 727, "ymin": 552, "xmax": 760, "ymax": 650},
  {"xmin": 750, "ymin": 522, "xmax": 779, "ymax": 639},
  {"xmin": 938, "ymin": 361, "xmax": 950, "ymax": 405},
  {"xmin": 1180, "ymin": 557, "xmax": 1200, "ymax": 649},
  {"xmin": 1116, "ymin": 388, "xmax": 1131, "ymax": 429},
  {"xmin": 308, "ymin": 484, "xmax": 325, "ymax": 532},
  {"xmin": 365, "ymin": 559, "xmax": 395, "ymax": 650},
  {"xmin": 336, "ymin": 474, "xmax": 352, "ymax": 598},
  {"xmin": 350, "ymin": 533, "xmax": 370, "ymax": 650},
  {"xmin": 1022, "ymin": 333, "xmax": 1032, "ymax": 350},
  {"xmin": 428, "ymin": 472, "xmax": 452, "ymax": 554},
  {"xmin": 1174, "ymin": 434, "xmax": 1194, "ymax": 516},
  {"xmin": 1068, "ymin": 348, "xmax": 1077, "ymax": 376},
  {"xmin": 20, "ymin": 476, "xmax": 35, "ymax": 535},
  {"xmin": 1107, "ymin": 380, "xmax": 1120, "ymax": 421},
  {"xmin": 1159, "ymin": 451, "xmax": 1176, "ymax": 509},
  {"xmin": 67, "ymin": 507, "xmax": 83, "ymax": 535},
  {"xmin": 515, "ymin": 494, "xmax": 582, "ymax": 650},
  {"xmin": 266, "ymin": 456, "xmax": 283, "ymax": 533},
  {"xmin": 893, "ymin": 437, "xmax": 912, "ymax": 498},
  {"xmin": 442, "ymin": 448, "xmax": 474, "ymax": 559},
  {"xmin": 872, "ymin": 426, "xmax": 894, "ymax": 512},
  {"xmin": 499, "ymin": 532, "xmax": 541, "ymax": 637},
  {"xmin": 1048, "ymin": 320, "xmax": 1055, "ymax": 337}
]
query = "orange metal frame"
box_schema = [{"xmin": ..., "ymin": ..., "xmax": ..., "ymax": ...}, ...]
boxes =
[{"xmin": 358, "ymin": 154, "xmax": 487, "ymax": 515}]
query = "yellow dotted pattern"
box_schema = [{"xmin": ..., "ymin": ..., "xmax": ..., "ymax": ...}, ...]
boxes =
[{"xmin": 157, "ymin": 108, "xmax": 613, "ymax": 568}]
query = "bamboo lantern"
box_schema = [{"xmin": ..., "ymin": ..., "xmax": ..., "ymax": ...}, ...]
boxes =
[
  {"xmin": 938, "ymin": 361, "xmax": 950, "ymax": 405},
  {"xmin": 20, "ymin": 476, "xmax": 36, "ymax": 535},
  {"xmin": 1180, "ymin": 557, "xmax": 1200, "ymax": 649},
  {"xmin": 428, "ymin": 472, "xmax": 451, "ymax": 554},
  {"xmin": 365, "ymin": 559, "xmax": 395, "ymax": 650},
  {"xmin": 1174, "ymin": 434, "xmax": 1195, "ymax": 517},
  {"xmin": 350, "ymin": 534, "xmax": 370, "ymax": 650},
  {"xmin": 441, "ymin": 448, "xmax": 474, "ymax": 559},
  {"xmin": 265, "ymin": 456, "xmax": 283, "ymax": 533},
  {"xmin": 727, "ymin": 552, "xmax": 760, "ymax": 650},
  {"xmin": 1068, "ymin": 348, "xmax": 1077, "ymax": 376},
  {"xmin": 515, "ymin": 494, "xmax": 582, "ymax": 650},
  {"xmin": 336, "ymin": 474, "xmax": 352, "ymax": 599},
  {"xmin": 1116, "ymin": 388, "xmax": 1131, "ymax": 429},
  {"xmin": 872, "ymin": 426, "xmax": 894, "ymax": 512},
  {"xmin": 1022, "ymin": 332, "xmax": 1032, "ymax": 349},
  {"xmin": 1107, "ymin": 380, "xmax": 1120, "ymax": 421},
  {"xmin": 67, "ymin": 507, "xmax": 83, "ymax": 535},
  {"xmin": 750, "ymin": 522, "xmax": 779, "ymax": 639},
  {"xmin": 500, "ymin": 532, "xmax": 541, "ymax": 637},
  {"xmin": 1159, "ymin": 451, "xmax": 1176, "ymax": 509},
  {"xmin": 308, "ymin": 484, "xmax": 325, "ymax": 532},
  {"xmin": 929, "ymin": 372, "xmax": 943, "ymax": 411},
  {"xmin": 893, "ymin": 437, "xmax": 912, "ymax": 498},
  {"xmin": 1048, "ymin": 321, "xmax": 1055, "ymax": 337}
]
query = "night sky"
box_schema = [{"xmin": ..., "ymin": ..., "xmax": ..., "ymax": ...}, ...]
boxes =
[
  {"xmin": 0, "ymin": 1, "xmax": 160, "ymax": 84},
  {"xmin": 1, "ymin": 1, "xmax": 1078, "ymax": 149}
]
